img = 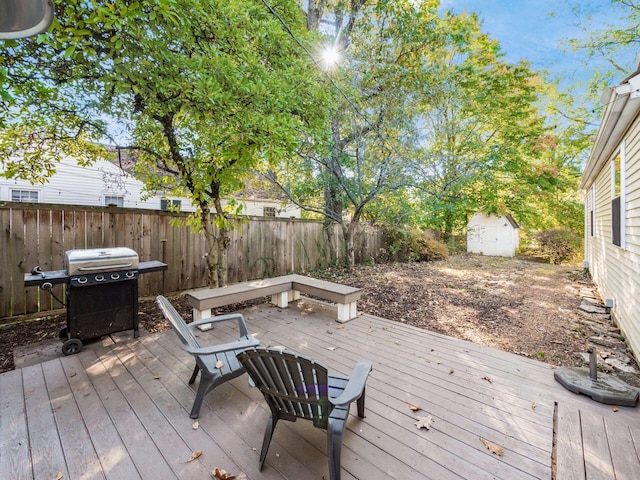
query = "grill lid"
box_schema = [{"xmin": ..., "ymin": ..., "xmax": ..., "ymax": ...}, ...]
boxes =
[{"xmin": 65, "ymin": 247, "xmax": 139, "ymax": 275}]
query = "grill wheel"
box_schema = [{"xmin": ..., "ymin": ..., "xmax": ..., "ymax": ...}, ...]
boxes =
[{"xmin": 62, "ymin": 338, "xmax": 83, "ymax": 356}]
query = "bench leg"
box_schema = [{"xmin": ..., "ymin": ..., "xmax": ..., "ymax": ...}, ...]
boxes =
[
  {"xmin": 271, "ymin": 292, "xmax": 289, "ymax": 308},
  {"xmin": 337, "ymin": 302, "xmax": 357, "ymax": 323},
  {"xmin": 193, "ymin": 308, "xmax": 214, "ymax": 331},
  {"xmin": 288, "ymin": 289, "xmax": 300, "ymax": 302}
]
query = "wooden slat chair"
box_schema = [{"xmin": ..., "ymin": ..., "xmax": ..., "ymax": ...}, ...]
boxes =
[
  {"xmin": 236, "ymin": 347, "xmax": 372, "ymax": 480},
  {"xmin": 156, "ymin": 295, "xmax": 259, "ymax": 418}
]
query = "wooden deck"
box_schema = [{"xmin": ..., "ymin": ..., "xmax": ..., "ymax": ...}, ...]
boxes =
[{"xmin": 2, "ymin": 300, "xmax": 639, "ymax": 479}]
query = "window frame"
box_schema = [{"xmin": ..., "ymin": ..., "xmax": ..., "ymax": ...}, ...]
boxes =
[
  {"xmin": 263, "ymin": 206, "xmax": 277, "ymax": 217},
  {"xmin": 104, "ymin": 195, "xmax": 124, "ymax": 207},
  {"xmin": 610, "ymin": 143, "xmax": 626, "ymax": 249},
  {"xmin": 590, "ymin": 184, "xmax": 596, "ymax": 237},
  {"xmin": 11, "ymin": 189, "xmax": 39, "ymax": 202},
  {"xmin": 160, "ymin": 198, "xmax": 182, "ymax": 211}
]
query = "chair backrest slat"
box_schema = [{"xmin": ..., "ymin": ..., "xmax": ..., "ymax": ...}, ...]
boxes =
[
  {"xmin": 238, "ymin": 348, "xmax": 332, "ymax": 428},
  {"xmin": 156, "ymin": 295, "xmax": 201, "ymax": 350}
]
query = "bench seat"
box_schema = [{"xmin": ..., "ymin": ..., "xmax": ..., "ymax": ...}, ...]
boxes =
[{"xmin": 187, "ymin": 274, "xmax": 362, "ymax": 323}]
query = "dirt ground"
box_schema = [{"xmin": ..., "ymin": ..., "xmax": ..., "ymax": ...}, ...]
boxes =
[{"xmin": 0, "ymin": 254, "xmax": 632, "ymax": 376}]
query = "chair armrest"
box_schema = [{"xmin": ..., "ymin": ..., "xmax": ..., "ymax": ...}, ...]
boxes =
[
  {"xmin": 185, "ymin": 335, "xmax": 259, "ymax": 356},
  {"xmin": 188, "ymin": 313, "xmax": 251, "ymax": 337},
  {"xmin": 329, "ymin": 360, "xmax": 373, "ymax": 406}
]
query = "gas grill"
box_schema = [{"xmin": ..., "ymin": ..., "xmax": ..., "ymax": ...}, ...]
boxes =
[{"xmin": 25, "ymin": 247, "xmax": 167, "ymax": 355}]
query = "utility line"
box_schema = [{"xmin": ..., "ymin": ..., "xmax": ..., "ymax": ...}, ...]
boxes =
[{"xmin": 259, "ymin": 0, "xmax": 371, "ymax": 126}]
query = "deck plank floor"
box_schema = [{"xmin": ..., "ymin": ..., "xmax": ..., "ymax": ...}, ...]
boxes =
[{"xmin": 1, "ymin": 300, "xmax": 639, "ymax": 479}]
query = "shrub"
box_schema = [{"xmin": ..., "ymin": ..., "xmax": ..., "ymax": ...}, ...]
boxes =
[
  {"xmin": 381, "ymin": 226, "xmax": 448, "ymax": 262},
  {"xmin": 410, "ymin": 235, "xmax": 449, "ymax": 262},
  {"xmin": 535, "ymin": 228, "xmax": 582, "ymax": 265}
]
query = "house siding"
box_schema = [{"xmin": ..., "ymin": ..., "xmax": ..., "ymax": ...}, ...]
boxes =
[
  {"xmin": 0, "ymin": 156, "xmax": 299, "ymax": 218},
  {"xmin": 585, "ymin": 112, "xmax": 640, "ymax": 360}
]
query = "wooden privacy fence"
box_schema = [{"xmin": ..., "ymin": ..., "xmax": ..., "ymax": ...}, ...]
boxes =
[{"xmin": 0, "ymin": 202, "xmax": 384, "ymax": 320}]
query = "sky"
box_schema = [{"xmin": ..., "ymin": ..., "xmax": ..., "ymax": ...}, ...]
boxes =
[{"xmin": 441, "ymin": 0, "xmax": 637, "ymax": 86}]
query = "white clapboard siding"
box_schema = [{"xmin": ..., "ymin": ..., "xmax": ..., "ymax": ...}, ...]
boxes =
[{"xmin": 583, "ymin": 94, "xmax": 640, "ymax": 361}]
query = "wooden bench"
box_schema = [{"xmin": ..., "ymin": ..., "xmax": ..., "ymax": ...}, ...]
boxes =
[{"xmin": 186, "ymin": 274, "xmax": 362, "ymax": 323}]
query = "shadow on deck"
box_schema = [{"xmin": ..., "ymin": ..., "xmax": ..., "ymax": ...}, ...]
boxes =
[{"xmin": 1, "ymin": 300, "xmax": 639, "ymax": 479}]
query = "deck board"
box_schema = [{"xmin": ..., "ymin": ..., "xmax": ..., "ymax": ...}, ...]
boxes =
[
  {"xmin": 22, "ymin": 364, "xmax": 69, "ymax": 480},
  {"xmin": 2, "ymin": 301, "xmax": 640, "ymax": 479},
  {"xmin": 0, "ymin": 369, "xmax": 31, "ymax": 480},
  {"xmin": 41, "ymin": 359, "xmax": 105, "ymax": 480}
]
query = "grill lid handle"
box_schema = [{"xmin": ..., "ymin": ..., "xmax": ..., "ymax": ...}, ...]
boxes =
[{"xmin": 77, "ymin": 263, "xmax": 133, "ymax": 272}]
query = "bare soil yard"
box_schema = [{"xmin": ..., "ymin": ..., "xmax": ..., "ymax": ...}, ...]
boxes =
[{"xmin": 1, "ymin": 254, "xmax": 635, "ymax": 379}]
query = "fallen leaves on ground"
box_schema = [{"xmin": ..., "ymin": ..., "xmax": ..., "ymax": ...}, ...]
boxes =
[
  {"xmin": 414, "ymin": 415, "xmax": 433, "ymax": 430},
  {"xmin": 480, "ymin": 438, "xmax": 504, "ymax": 456},
  {"xmin": 192, "ymin": 420, "xmax": 200, "ymax": 430},
  {"xmin": 215, "ymin": 360, "xmax": 224, "ymax": 369},
  {"xmin": 407, "ymin": 403, "xmax": 421, "ymax": 412},
  {"xmin": 327, "ymin": 346, "xmax": 337, "ymax": 351},
  {"xmin": 612, "ymin": 406, "xmax": 619, "ymax": 412},
  {"xmin": 54, "ymin": 473, "xmax": 64, "ymax": 480},
  {"xmin": 531, "ymin": 402, "xmax": 537, "ymax": 410},
  {"xmin": 481, "ymin": 376, "xmax": 493, "ymax": 384},
  {"xmin": 212, "ymin": 468, "xmax": 236, "ymax": 480},
  {"xmin": 186, "ymin": 450, "xmax": 202, "ymax": 463}
]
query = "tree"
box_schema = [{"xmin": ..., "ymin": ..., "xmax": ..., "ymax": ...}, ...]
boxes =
[
  {"xmin": 409, "ymin": 11, "xmax": 559, "ymax": 239},
  {"xmin": 267, "ymin": 0, "xmax": 447, "ymax": 268},
  {"xmin": 1, "ymin": 0, "xmax": 329, "ymax": 286}
]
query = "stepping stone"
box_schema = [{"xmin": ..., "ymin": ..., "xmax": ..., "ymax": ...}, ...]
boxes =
[{"xmin": 579, "ymin": 301, "xmax": 608, "ymax": 314}]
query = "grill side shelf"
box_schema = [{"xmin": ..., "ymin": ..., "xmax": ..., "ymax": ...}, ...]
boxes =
[
  {"xmin": 138, "ymin": 260, "xmax": 168, "ymax": 274},
  {"xmin": 24, "ymin": 270, "xmax": 70, "ymax": 287}
]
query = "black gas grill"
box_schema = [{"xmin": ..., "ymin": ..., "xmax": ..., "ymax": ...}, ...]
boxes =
[{"xmin": 25, "ymin": 247, "xmax": 167, "ymax": 355}]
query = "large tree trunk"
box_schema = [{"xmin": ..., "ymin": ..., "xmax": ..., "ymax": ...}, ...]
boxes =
[
  {"xmin": 200, "ymin": 205, "xmax": 220, "ymax": 287},
  {"xmin": 199, "ymin": 202, "xmax": 229, "ymax": 288}
]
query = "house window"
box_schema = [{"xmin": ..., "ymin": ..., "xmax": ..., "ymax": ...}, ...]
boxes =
[
  {"xmin": 263, "ymin": 206, "xmax": 276, "ymax": 217},
  {"xmin": 590, "ymin": 185, "xmax": 596, "ymax": 237},
  {"xmin": 104, "ymin": 195, "xmax": 124, "ymax": 207},
  {"xmin": 161, "ymin": 199, "xmax": 181, "ymax": 211},
  {"xmin": 611, "ymin": 147, "xmax": 625, "ymax": 248},
  {"xmin": 11, "ymin": 189, "xmax": 38, "ymax": 202}
]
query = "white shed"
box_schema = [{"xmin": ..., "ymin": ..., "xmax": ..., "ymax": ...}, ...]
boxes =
[{"xmin": 466, "ymin": 211, "xmax": 519, "ymax": 257}]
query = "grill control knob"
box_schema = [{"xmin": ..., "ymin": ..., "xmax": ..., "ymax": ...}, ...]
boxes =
[
  {"xmin": 77, "ymin": 276, "xmax": 88, "ymax": 284},
  {"xmin": 126, "ymin": 270, "xmax": 135, "ymax": 278},
  {"xmin": 110, "ymin": 272, "xmax": 121, "ymax": 280},
  {"xmin": 95, "ymin": 275, "xmax": 105, "ymax": 282}
]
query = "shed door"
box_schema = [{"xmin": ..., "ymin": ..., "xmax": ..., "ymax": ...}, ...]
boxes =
[{"xmin": 483, "ymin": 226, "xmax": 499, "ymax": 256}]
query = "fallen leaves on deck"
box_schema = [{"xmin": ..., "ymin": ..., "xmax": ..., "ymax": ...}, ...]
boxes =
[
  {"xmin": 215, "ymin": 360, "xmax": 224, "ymax": 369},
  {"xmin": 531, "ymin": 402, "xmax": 537, "ymax": 410},
  {"xmin": 414, "ymin": 415, "xmax": 433, "ymax": 430},
  {"xmin": 481, "ymin": 376, "xmax": 493, "ymax": 384},
  {"xmin": 407, "ymin": 403, "xmax": 421, "ymax": 412},
  {"xmin": 192, "ymin": 420, "xmax": 200, "ymax": 430},
  {"xmin": 54, "ymin": 472, "xmax": 64, "ymax": 480},
  {"xmin": 212, "ymin": 468, "xmax": 236, "ymax": 479},
  {"xmin": 186, "ymin": 450, "xmax": 202, "ymax": 462},
  {"xmin": 480, "ymin": 438, "xmax": 504, "ymax": 456},
  {"xmin": 327, "ymin": 346, "xmax": 337, "ymax": 351},
  {"xmin": 612, "ymin": 406, "xmax": 619, "ymax": 412}
]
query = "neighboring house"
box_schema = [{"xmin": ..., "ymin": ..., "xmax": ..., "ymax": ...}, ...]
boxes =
[
  {"xmin": 467, "ymin": 211, "xmax": 519, "ymax": 257},
  {"xmin": 580, "ymin": 68, "xmax": 640, "ymax": 360},
  {"xmin": 0, "ymin": 155, "xmax": 300, "ymax": 218}
]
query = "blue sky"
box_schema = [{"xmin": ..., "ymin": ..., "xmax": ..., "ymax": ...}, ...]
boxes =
[{"xmin": 441, "ymin": 0, "xmax": 637, "ymax": 85}]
